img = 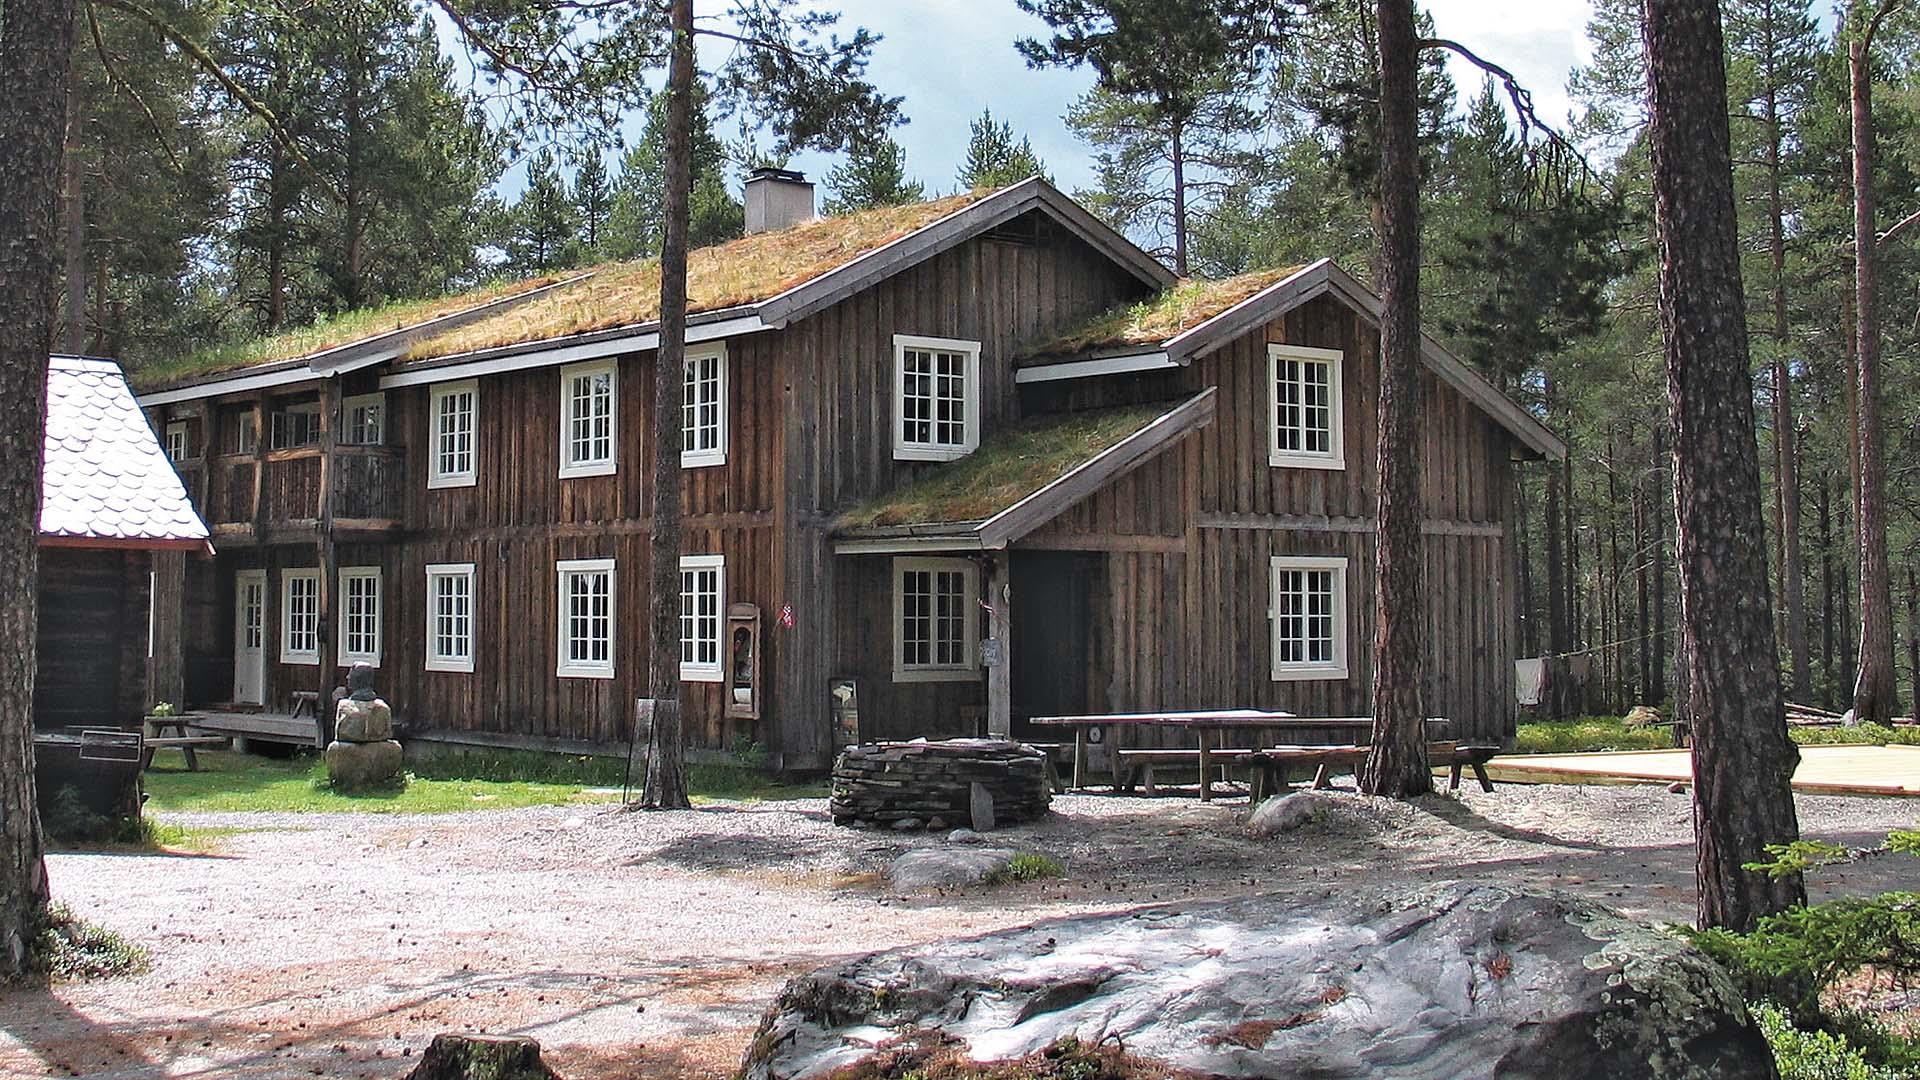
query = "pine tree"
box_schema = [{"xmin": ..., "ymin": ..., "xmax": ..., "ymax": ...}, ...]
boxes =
[
  {"xmin": 506, "ymin": 150, "xmax": 579, "ymax": 274},
  {"xmin": 956, "ymin": 108, "xmax": 1050, "ymax": 188},
  {"xmin": 572, "ymin": 149, "xmax": 612, "ymax": 261},
  {"xmin": 605, "ymin": 86, "xmax": 740, "ymax": 259},
  {"xmin": 822, "ymin": 132, "xmax": 924, "ymax": 213}
]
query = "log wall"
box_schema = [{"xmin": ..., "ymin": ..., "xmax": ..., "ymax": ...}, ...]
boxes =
[{"xmin": 35, "ymin": 548, "xmax": 150, "ymax": 730}]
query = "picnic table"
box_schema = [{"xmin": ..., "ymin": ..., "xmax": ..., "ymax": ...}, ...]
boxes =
[
  {"xmin": 1029, "ymin": 712, "xmax": 1455, "ymax": 801},
  {"xmin": 141, "ymin": 712, "xmax": 226, "ymax": 772}
]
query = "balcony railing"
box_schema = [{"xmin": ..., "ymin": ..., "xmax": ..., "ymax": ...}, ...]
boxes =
[{"xmin": 202, "ymin": 445, "xmax": 404, "ymax": 535}]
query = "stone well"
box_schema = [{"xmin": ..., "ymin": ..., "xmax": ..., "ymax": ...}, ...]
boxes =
[{"xmin": 830, "ymin": 739, "xmax": 1052, "ymax": 830}]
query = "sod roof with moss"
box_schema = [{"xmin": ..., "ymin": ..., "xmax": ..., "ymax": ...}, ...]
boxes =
[
  {"xmin": 1022, "ymin": 265, "xmax": 1307, "ymax": 361},
  {"xmin": 837, "ymin": 404, "xmax": 1171, "ymax": 531}
]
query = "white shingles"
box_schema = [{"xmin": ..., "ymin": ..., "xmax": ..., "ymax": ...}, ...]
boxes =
[{"xmin": 40, "ymin": 356, "xmax": 210, "ymax": 548}]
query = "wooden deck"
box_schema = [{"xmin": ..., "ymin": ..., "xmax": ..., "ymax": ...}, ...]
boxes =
[
  {"xmin": 1487, "ymin": 744, "xmax": 1920, "ymax": 797},
  {"xmin": 190, "ymin": 710, "xmax": 323, "ymax": 748}
]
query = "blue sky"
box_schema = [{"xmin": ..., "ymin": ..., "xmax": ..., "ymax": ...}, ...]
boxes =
[{"xmin": 491, "ymin": 0, "xmax": 1599, "ymax": 198}]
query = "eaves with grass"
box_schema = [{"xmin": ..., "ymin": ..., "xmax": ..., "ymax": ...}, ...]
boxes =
[{"xmin": 1020, "ymin": 265, "xmax": 1307, "ymax": 362}]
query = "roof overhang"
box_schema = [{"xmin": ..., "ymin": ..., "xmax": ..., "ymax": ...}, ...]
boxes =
[
  {"xmin": 1013, "ymin": 349, "xmax": 1176, "ymax": 384},
  {"xmin": 40, "ymin": 533, "xmax": 215, "ymax": 555}
]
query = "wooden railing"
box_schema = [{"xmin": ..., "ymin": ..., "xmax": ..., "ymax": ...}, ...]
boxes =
[
  {"xmin": 199, "ymin": 445, "xmax": 405, "ymax": 531},
  {"xmin": 332, "ymin": 446, "xmax": 405, "ymax": 523}
]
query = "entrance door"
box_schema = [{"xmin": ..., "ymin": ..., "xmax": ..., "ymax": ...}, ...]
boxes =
[
  {"xmin": 233, "ymin": 570, "xmax": 266, "ymax": 705},
  {"xmin": 1011, "ymin": 551, "xmax": 1100, "ymax": 738}
]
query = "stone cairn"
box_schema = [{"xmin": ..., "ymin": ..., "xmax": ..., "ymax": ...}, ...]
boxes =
[
  {"xmin": 326, "ymin": 662, "xmax": 403, "ymax": 788},
  {"xmin": 831, "ymin": 738, "xmax": 1052, "ymax": 831}
]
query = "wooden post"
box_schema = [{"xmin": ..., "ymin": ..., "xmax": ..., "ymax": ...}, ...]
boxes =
[
  {"xmin": 1198, "ymin": 726, "xmax": 1213, "ymax": 802},
  {"xmin": 249, "ymin": 394, "xmax": 267, "ymax": 531},
  {"xmin": 316, "ymin": 380, "xmax": 339, "ymax": 713},
  {"xmin": 984, "ymin": 549, "xmax": 1011, "ymax": 739}
]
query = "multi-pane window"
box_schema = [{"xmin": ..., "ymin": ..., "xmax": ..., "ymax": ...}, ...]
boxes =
[
  {"xmin": 430, "ymin": 381, "xmax": 477, "ymax": 488},
  {"xmin": 343, "ymin": 394, "xmax": 385, "ymax": 446},
  {"xmin": 892, "ymin": 557, "xmax": 979, "ymax": 681},
  {"xmin": 679, "ymin": 555, "xmax": 724, "ymax": 681},
  {"xmin": 1270, "ymin": 556, "xmax": 1348, "ymax": 680},
  {"xmin": 559, "ymin": 361, "xmax": 617, "ymax": 477},
  {"xmin": 338, "ymin": 567, "xmax": 383, "ymax": 667},
  {"xmin": 270, "ymin": 402, "xmax": 321, "ymax": 450},
  {"xmin": 164, "ymin": 422, "xmax": 188, "ymax": 462},
  {"xmin": 893, "ymin": 335, "xmax": 980, "ymax": 461},
  {"xmin": 556, "ymin": 558, "xmax": 614, "ymax": 678},
  {"xmin": 1269, "ymin": 344, "xmax": 1343, "ymax": 469},
  {"xmin": 232, "ymin": 412, "xmax": 258, "ymax": 455},
  {"xmin": 425, "ymin": 564, "xmax": 475, "ymax": 673},
  {"xmin": 682, "ymin": 346, "xmax": 727, "ymax": 468},
  {"xmin": 282, "ymin": 569, "xmax": 320, "ymax": 664}
]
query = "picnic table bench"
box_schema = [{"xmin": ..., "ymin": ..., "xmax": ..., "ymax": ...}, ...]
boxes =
[
  {"xmin": 1246, "ymin": 741, "xmax": 1502, "ymax": 802},
  {"xmin": 141, "ymin": 713, "xmax": 227, "ymax": 772}
]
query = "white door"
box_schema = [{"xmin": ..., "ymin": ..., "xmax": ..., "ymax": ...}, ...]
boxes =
[{"xmin": 234, "ymin": 571, "xmax": 266, "ymax": 705}]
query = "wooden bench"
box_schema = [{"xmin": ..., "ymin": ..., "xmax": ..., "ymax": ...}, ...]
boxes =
[
  {"xmin": 1114, "ymin": 748, "xmax": 1260, "ymax": 796},
  {"xmin": 1247, "ymin": 742, "xmax": 1503, "ymax": 801},
  {"xmin": 141, "ymin": 715, "xmax": 229, "ymax": 772}
]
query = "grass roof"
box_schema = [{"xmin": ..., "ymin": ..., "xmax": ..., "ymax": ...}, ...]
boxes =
[
  {"xmin": 408, "ymin": 189, "xmax": 997, "ymax": 361},
  {"xmin": 129, "ymin": 276, "xmax": 565, "ymax": 392},
  {"xmin": 837, "ymin": 403, "xmax": 1170, "ymax": 530},
  {"xmin": 1024, "ymin": 265, "xmax": 1307, "ymax": 360}
]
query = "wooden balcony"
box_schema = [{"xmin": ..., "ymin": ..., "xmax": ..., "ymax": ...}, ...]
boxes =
[{"xmin": 201, "ymin": 445, "xmax": 405, "ymax": 544}]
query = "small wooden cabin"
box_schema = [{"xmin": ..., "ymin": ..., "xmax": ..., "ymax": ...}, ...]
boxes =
[
  {"xmin": 37, "ymin": 356, "xmax": 211, "ymax": 730},
  {"xmin": 132, "ymin": 176, "xmax": 1560, "ymax": 769}
]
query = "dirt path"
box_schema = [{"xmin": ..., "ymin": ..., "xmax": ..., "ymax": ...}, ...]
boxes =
[{"xmin": 3, "ymin": 785, "xmax": 1915, "ymax": 1079}]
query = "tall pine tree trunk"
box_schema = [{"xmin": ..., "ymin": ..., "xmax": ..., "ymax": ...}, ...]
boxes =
[
  {"xmin": 1170, "ymin": 123, "xmax": 1188, "ymax": 277},
  {"xmin": 1643, "ymin": 0, "xmax": 1805, "ymax": 931},
  {"xmin": 1765, "ymin": 80, "xmax": 1811, "ymax": 704},
  {"xmin": 0, "ymin": 0, "xmax": 75, "ymax": 980},
  {"xmin": 1850, "ymin": 18, "xmax": 1897, "ymax": 724},
  {"xmin": 642, "ymin": 0, "xmax": 694, "ymax": 810},
  {"xmin": 1359, "ymin": 0, "xmax": 1428, "ymax": 798}
]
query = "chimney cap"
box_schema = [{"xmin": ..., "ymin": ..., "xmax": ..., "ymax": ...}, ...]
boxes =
[{"xmin": 747, "ymin": 166, "xmax": 807, "ymax": 184}]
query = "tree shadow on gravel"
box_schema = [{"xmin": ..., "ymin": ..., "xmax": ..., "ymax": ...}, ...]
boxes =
[
  {"xmin": 1411, "ymin": 795, "xmax": 1619, "ymax": 852},
  {"xmin": 637, "ymin": 831, "xmax": 861, "ymax": 873}
]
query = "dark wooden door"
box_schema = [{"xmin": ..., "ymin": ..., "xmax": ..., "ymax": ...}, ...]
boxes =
[{"xmin": 1011, "ymin": 551, "xmax": 1099, "ymax": 736}]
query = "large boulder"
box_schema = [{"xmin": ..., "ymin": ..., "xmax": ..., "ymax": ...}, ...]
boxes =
[
  {"xmin": 886, "ymin": 848, "xmax": 1019, "ymax": 891},
  {"xmin": 739, "ymin": 883, "xmax": 1775, "ymax": 1080},
  {"xmin": 406, "ymin": 1034, "xmax": 561, "ymax": 1079},
  {"xmin": 334, "ymin": 696, "xmax": 394, "ymax": 742},
  {"xmin": 325, "ymin": 738, "xmax": 403, "ymax": 789}
]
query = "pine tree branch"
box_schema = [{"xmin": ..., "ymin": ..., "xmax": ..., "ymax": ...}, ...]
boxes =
[
  {"xmin": 84, "ymin": 2, "xmax": 185, "ymax": 176},
  {"xmin": 1880, "ymin": 206, "xmax": 1920, "ymax": 246},
  {"xmin": 1417, "ymin": 36, "xmax": 1584, "ymax": 164}
]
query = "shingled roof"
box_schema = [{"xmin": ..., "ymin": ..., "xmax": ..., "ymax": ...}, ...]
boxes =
[{"xmin": 42, "ymin": 356, "xmax": 211, "ymax": 551}]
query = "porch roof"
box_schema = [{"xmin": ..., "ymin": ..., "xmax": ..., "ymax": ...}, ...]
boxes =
[
  {"xmin": 42, "ymin": 355, "xmax": 212, "ymax": 552},
  {"xmin": 833, "ymin": 389, "xmax": 1216, "ymax": 553}
]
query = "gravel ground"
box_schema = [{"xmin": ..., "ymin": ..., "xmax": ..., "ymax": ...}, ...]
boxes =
[{"xmin": 1, "ymin": 782, "xmax": 1915, "ymax": 1079}]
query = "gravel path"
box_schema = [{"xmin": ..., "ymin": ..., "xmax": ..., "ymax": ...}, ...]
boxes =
[{"xmin": 1, "ymin": 783, "xmax": 1914, "ymax": 1079}]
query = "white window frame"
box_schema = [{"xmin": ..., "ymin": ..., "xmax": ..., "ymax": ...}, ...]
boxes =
[
  {"xmin": 678, "ymin": 555, "xmax": 726, "ymax": 681},
  {"xmin": 891, "ymin": 556, "xmax": 981, "ymax": 682},
  {"xmin": 232, "ymin": 411, "xmax": 258, "ymax": 455},
  {"xmin": 892, "ymin": 334, "xmax": 981, "ymax": 462},
  {"xmin": 270, "ymin": 400, "xmax": 321, "ymax": 451},
  {"xmin": 558, "ymin": 360, "xmax": 618, "ymax": 478},
  {"xmin": 681, "ymin": 343, "xmax": 729, "ymax": 468},
  {"xmin": 281, "ymin": 569, "xmax": 320, "ymax": 665},
  {"xmin": 424, "ymin": 563, "xmax": 476, "ymax": 674},
  {"xmin": 343, "ymin": 392, "xmax": 385, "ymax": 446},
  {"xmin": 337, "ymin": 566, "xmax": 383, "ymax": 668},
  {"xmin": 1269, "ymin": 555, "xmax": 1349, "ymax": 681},
  {"xmin": 429, "ymin": 380, "xmax": 478, "ymax": 489},
  {"xmin": 555, "ymin": 558, "xmax": 615, "ymax": 679},
  {"xmin": 1268, "ymin": 344, "xmax": 1345, "ymax": 470},
  {"xmin": 164, "ymin": 421, "xmax": 188, "ymax": 462}
]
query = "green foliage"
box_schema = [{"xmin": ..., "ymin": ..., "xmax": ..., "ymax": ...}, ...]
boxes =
[
  {"xmin": 1514, "ymin": 717, "xmax": 1676, "ymax": 754},
  {"xmin": 823, "ymin": 133, "xmax": 925, "ymax": 214},
  {"xmin": 1754, "ymin": 1003, "xmax": 1905, "ymax": 1080},
  {"xmin": 605, "ymin": 86, "xmax": 743, "ymax": 260},
  {"xmin": 143, "ymin": 750, "xmax": 616, "ymax": 813},
  {"xmin": 992, "ymin": 853, "xmax": 1066, "ymax": 884},
  {"xmin": 149, "ymin": 701, "xmax": 176, "ymax": 717},
  {"xmin": 957, "ymin": 109, "xmax": 1050, "ymax": 189},
  {"xmin": 505, "ymin": 149, "xmax": 579, "ymax": 274},
  {"xmin": 31, "ymin": 903, "xmax": 149, "ymax": 983}
]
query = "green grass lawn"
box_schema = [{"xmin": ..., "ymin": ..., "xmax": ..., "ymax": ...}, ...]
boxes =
[
  {"xmin": 1515, "ymin": 715, "xmax": 1920, "ymax": 755},
  {"xmin": 140, "ymin": 747, "xmax": 824, "ymax": 815}
]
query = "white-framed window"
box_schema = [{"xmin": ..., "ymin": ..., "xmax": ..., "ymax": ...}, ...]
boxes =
[
  {"xmin": 337, "ymin": 567, "xmax": 382, "ymax": 667},
  {"xmin": 679, "ymin": 555, "xmax": 725, "ymax": 681},
  {"xmin": 682, "ymin": 344, "xmax": 728, "ymax": 468},
  {"xmin": 232, "ymin": 411, "xmax": 258, "ymax": 455},
  {"xmin": 163, "ymin": 421, "xmax": 188, "ymax": 462},
  {"xmin": 892, "ymin": 556, "xmax": 980, "ymax": 682},
  {"xmin": 425, "ymin": 563, "xmax": 475, "ymax": 674},
  {"xmin": 270, "ymin": 401, "xmax": 321, "ymax": 450},
  {"xmin": 1270, "ymin": 555, "xmax": 1348, "ymax": 680},
  {"xmin": 559, "ymin": 360, "xmax": 617, "ymax": 478},
  {"xmin": 343, "ymin": 393, "xmax": 385, "ymax": 446},
  {"xmin": 556, "ymin": 558, "xmax": 615, "ymax": 678},
  {"xmin": 429, "ymin": 380, "xmax": 477, "ymax": 488},
  {"xmin": 281, "ymin": 569, "xmax": 320, "ymax": 665},
  {"xmin": 1269, "ymin": 344, "xmax": 1344, "ymax": 470},
  {"xmin": 893, "ymin": 335, "xmax": 981, "ymax": 462}
]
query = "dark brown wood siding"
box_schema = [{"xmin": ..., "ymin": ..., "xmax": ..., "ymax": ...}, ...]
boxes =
[{"xmin": 35, "ymin": 548, "xmax": 150, "ymax": 730}]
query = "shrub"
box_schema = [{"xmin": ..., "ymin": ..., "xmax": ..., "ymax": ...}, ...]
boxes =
[
  {"xmin": 991, "ymin": 853, "xmax": 1065, "ymax": 884},
  {"xmin": 30, "ymin": 902, "xmax": 148, "ymax": 982},
  {"xmin": 1755, "ymin": 1003, "xmax": 1903, "ymax": 1080}
]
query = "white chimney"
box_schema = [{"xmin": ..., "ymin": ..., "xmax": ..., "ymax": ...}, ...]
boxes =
[{"xmin": 744, "ymin": 167, "xmax": 815, "ymax": 234}]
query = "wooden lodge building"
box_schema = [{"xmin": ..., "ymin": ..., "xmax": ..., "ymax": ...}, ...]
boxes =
[{"xmin": 134, "ymin": 174, "xmax": 1563, "ymax": 771}]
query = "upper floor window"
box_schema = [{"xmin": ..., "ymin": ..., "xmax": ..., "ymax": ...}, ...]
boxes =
[
  {"xmin": 164, "ymin": 422, "xmax": 188, "ymax": 462},
  {"xmin": 560, "ymin": 360, "xmax": 617, "ymax": 478},
  {"xmin": 343, "ymin": 393, "xmax": 385, "ymax": 446},
  {"xmin": 682, "ymin": 345, "xmax": 728, "ymax": 468},
  {"xmin": 892, "ymin": 556, "xmax": 979, "ymax": 682},
  {"xmin": 679, "ymin": 555, "xmax": 725, "ymax": 681},
  {"xmin": 338, "ymin": 567, "xmax": 383, "ymax": 668},
  {"xmin": 282, "ymin": 569, "xmax": 319, "ymax": 665},
  {"xmin": 556, "ymin": 558, "xmax": 614, "ymax": 678},
  {"xmin": 1270, "ymin": 555, "xmax": 1348, "ymax": 680},
  {"xmin": 270, "ymin": 401, "xmax": 320, "ymax": 451},
  {"xmin": 231, "ymin": 411, "xmax": 258, "ymax": 455},
  {"xmin": 429, "ymin": 380, "xmax": 477, "ymax": 489},
  {"xmin": 1269, "ymin": 344, "xmax": 1343, "ymax": 470},
  {"xmin": 425, "ymin": 563, "xmax": 476, "ymax": 674},
  {"xmin": 893, "ymin": 335, "xmax": 980, "ymax": 462}
]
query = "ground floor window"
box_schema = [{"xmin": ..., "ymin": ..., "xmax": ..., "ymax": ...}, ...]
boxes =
[
  {"xmin": 892, "ymin": 557, "xmax": 979, "ymax": 682},
  {"xmin": 556, "ymin": 558, "xmax": 615, "ymax": 678},
  {"xmin": 1270, "ymin": 555, "xmax": 1348, "ymax": 680},
  {"xmin": 282, "ymin": 569, "xmax": 319, "ymax": 664},
  {"xmin": 425, "ymin": 564, "xmax": 475, "ymax": 673},
  {"xmin": 679, "ymin": 555, "xmax": 725, "ymax": 681},
  {"xmin": 338, "ymin": 567, "xmax": 383, "ymax": 667}
]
